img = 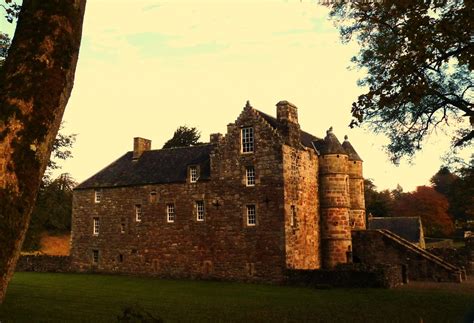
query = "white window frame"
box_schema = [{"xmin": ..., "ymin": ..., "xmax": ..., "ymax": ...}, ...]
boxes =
[
  {"xmin": 167, "ymin": 203, "xmax": 175, "ymax": 223},
  {"xmin": 190, "ymin": 166, "xmax": 198, "ymax": 183},
  {"xmin": 290, "ymin": 205, "xmax": 296, "ymax": 227},
  {"xmin": 196, "ymin": 200, "xmax": 205, "ymax": 222},
  {"xmin": 246, "ymin": 166, "xmax": 255, "ymax": 186},
  {"xmin": 94, "ymin": 190, "xmax": 102, "ymax": 203},
  {"xmin": 93, "ymin": 217, "xmax": 100, "ymax": 235},
  {"xmin": 241, "ymin": 127, "xmax": 254, "ymax": 153},
  {"xmin": 92, "ymin": 250, "xmax": 99, "ymax": 264},
  {"xmin": 246, "ymin": 204, "xmax": 256, "ymax": 226},
  {"xmin": 135, "ymin": 204, "xmax": 142, "ymax": 222}
]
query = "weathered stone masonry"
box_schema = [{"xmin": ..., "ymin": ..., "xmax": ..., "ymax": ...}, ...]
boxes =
[{"xmin": 71, "ymin": 100, "xmax": 366, "ymax": 282}]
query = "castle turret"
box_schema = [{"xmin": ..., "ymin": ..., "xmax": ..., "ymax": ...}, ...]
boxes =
[
  {"xmin": 316, "ymin": 127, "xmax": 352, "ymax": 268},
  {"xmin": 342, "ymin": 136, "xmax": 366, "ymax": 230}
]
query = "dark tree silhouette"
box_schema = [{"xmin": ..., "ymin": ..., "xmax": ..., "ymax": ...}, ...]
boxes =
[{"xmin": 162, "ymin": 126, "xmax": 201, "ymax": 149}]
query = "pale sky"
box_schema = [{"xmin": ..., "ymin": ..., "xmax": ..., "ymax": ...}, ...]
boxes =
[{"xmin": 1, "ymin": 0, "xmax": 466, "ymax": 191}]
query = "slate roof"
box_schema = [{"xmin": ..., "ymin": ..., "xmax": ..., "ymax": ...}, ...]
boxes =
[
  {"xmin": 75, "ymin": 144, "xmax": 215, "ymax": 190},
  {"xmin": 342, "ymin": 136, "xmax": 363, "ymax": 161},
  {"xmin": 312, "ymin": 128, "xmax": 347, "ymax": 155},
  {"xmin": 368, "ymin": 217, "xmax": 424, "ymax": 244}
]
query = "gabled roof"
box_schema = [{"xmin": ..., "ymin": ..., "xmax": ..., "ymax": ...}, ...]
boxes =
[
  {"xmin": 368, "ymin": 217, "xmax": 424, "ymax": 244},
  {"xmin": 254, "ymin": 109, "xmax": 321, "ymax": 148},
  {"xmin": 75, "ymin": 144, "xmax": 215, "ymax": 190}
]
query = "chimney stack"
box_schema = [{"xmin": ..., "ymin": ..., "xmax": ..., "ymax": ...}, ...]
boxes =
[
  {"xmin": 276, "ymin": 100, "xmax": 300, "ymax": 147},
  {"xmin": 133, "ymin": 137, "xmax": 151, "ymax": 160},
  {"xmin": 276, "ymin": 100, "xmax": 298, "ymax": 124},
  {"xmin": 210, "ymin": 133, "xmax": 223, "ymax": 144}
]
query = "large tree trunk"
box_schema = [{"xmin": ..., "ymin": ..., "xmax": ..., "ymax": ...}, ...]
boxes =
[{"xmin": 0, "ymin": 0, "xmax": 86, "ymax": 303}]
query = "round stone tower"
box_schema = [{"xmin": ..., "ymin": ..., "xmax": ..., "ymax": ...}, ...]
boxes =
[
  {"xmin": 342, "ymin": 136, "xmax": 366, "ymax": 230},
  {"xmin": 317, "ymin": 128, "xmax": 352, "ymax": 269}
]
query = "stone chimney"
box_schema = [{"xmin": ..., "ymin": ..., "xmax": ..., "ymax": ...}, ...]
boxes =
[
  {"xmin": 133, "ymin": 137, "xmax": 151, "ymax": 160},
  {"xmin": 210, "ymin": 133, "xmax": 223, "ymax": 144},
  {"xmin": 276, "ymin": 100, "xmax": 300, "ymax": 147}
]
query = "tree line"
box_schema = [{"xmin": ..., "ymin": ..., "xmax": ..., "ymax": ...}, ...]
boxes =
[{"xmin": 365, "ymin": 161, "xmax": 474, "ymax": 237}]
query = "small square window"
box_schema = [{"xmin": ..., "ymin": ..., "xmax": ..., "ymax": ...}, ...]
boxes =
[
  {"xmin": 94, "ymin": 190, "xmax": 102, "ymax": 203},
  {"xmin": 167, "ymin": 203, "xmax": 175, "ymax": 223},
  {"xmin": 241, "ymin": 127, "xmax": 254, "ymax": 153},
  {"xmin": 246, "ymin": 205, "xmax": 256, "ymax": 226},
  {"xmin": 196, "ymin": 200, "xmax": 205, "ymax": 221},
  {"xmin": 135, "ymin": 204, "xmax": 142, "ymax": 222},
  {"xmin": 189, "ymin": 166, "xmax": 198, "ymax": 183},
  {"xmin": 246, "ymin": 166, "xmax": 255, "ymax": 186},
  {"xmin": 93, "ymin": 217, "xmax": 100, "ymax": 235},
  {"xmin": 92, "ymin": 250, "xmax": 99, "ymax": 264}
]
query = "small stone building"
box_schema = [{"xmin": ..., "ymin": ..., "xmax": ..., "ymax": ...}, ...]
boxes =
[
  {"xmin": 70, "ymin": 101, "xmax": 366, "ymax": 282},
  {"xmin": 368, "ymin": 217, "xmax": 426, "ymax": 248}
]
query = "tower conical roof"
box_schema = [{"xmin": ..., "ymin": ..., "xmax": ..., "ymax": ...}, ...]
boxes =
[
  {"xmin": 342, "ymin": 135, "xmax": 363, "ymax": 161},
  {"xmin": 312, "ymin": 127, "xmax": 347, "ymax": 155}
]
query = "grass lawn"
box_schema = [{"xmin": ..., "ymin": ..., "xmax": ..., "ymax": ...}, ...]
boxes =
[{"xmin": 0, "ymin": 273, "xmax": 473, "ymax": 322}]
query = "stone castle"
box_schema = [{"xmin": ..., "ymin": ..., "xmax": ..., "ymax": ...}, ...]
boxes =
[{"xmin": 70, "ymin": 100, "xmax": 367, "ymax": 282}]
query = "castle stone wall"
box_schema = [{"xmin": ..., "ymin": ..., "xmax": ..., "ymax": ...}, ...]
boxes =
[
  {"xmin": 283, "ymin": 145, "xmax": 320, "ymax": 269},
  {"xmin": 71, "ymin": 106, "xmax": 288, "ymax": 283}
]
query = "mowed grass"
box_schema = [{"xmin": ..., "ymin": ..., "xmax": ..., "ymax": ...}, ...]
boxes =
[{"xmin": 0, "ymin": 273, "xmax": 473, "ymax": 323}]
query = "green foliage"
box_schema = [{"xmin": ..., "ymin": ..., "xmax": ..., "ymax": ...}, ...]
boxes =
[
  {"xmin": 0, "ymin": 273, "xmax": 473, "ymax": 322},
  {"xmin": 432, "ymin": 162, "xmax": 474, "ymax": 222},
  {"xmin": 364, "ymin": 179, "xmax": 393, "ymax": 217},
  {"xmin": 1, "ymin": 0, "xmax": 21, "ymax": 23},
  {"xmin": 22, "ymin": 174, "xmax": 76, "ymax": 251},
  {"xmin": 162, "ymin": 125, "xmax": 201, "ymax": 149},
  {"xmin": 330, "ymin": 1, "xmax": 473, "ymax": 163}
]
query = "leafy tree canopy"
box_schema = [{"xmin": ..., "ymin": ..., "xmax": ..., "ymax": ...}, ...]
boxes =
[
  {"xmin": 330, "ymin": 0, "xmax": 473, "ymax": 163},
  {"xmin": 162, "ymin": 126, "xmax": 201, "ymax": 149}
]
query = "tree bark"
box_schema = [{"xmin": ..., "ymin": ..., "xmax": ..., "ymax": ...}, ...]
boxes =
[{"xmin": 0, "ymin": 0, "xmax": 86, "ymax": 303}]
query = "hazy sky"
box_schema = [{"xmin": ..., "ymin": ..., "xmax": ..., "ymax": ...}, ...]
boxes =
[{"xmin": 1, "ymin": 0, "xmax": 465, "ymax": 191}]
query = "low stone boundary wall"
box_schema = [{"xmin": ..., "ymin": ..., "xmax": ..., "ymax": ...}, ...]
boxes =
[
  {"xmin": 286, "ymin": 264, "xmax": 404, "ymax": 289},
  {"xmin": 16, "ymin": 255, "xmax": 71, "ymax": 273}
]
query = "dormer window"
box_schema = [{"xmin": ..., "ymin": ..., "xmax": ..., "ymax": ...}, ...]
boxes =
[
  {"xmin": 189, "ymin": 166, "xmax": 198, "ymax": 183},
  {"xmin": 94, "ymin": 190, "xmax": 102, "ymax": 203},
  {"xmin": 241, "ymin": 127, "xmax": 254, "ymax": 153}
]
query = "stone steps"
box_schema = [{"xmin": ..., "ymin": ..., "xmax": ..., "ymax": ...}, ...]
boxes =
[{"xmin": 377, "ymin": 229, "xmax": 466, "ymax": 282}]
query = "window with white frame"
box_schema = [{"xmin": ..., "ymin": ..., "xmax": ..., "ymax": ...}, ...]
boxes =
[
  {"xmin": 196, "ymin": 200, "xmax": 205, "ymax": 221},
  {"xmin": 94, "ymin": 190, "xmax": 102, "ymax": 203},
  {"xmin": 167, "ymin": 203, "xmax": 175, "ymax": 223},
  {"xmin": 135, "ymin": 204, "xmax": 142, "ymax": 222},
  {"xmin": 92, "ymin": 250, "xmax": 99, "ymax": 264},
  {"xmin": 246, "ymin": 166, "xmax": 255, "ymax": 186},
  {"xmin": 93, "ymin": 217, "xmax": 100, "ymax": 235},
  {"xmin": 190, "ymin": 166, "xmax": 198, "ymax": 183},
  {"xmin": 241, "ymin": 127, "xmax": 254, "ymax": 153},
  {"xmin": 246, "ymin": 204, "xmax": 256, "ymax": 226},
  {"xmin": 290, "ymin": 205, "xmax": 297, "ymax": 227}
]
